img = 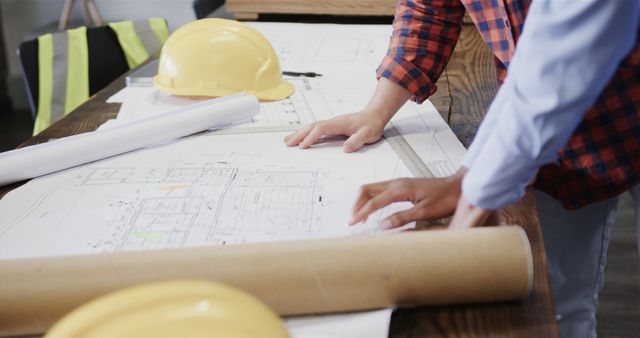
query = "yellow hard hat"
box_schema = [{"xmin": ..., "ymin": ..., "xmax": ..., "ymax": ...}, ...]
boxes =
[
  {"xmin": 44, "ymin": 280, "xmax": 290, "ymax": 337},
  {"xmin": 154, "ymin": 19, "xmax": 294, "ymax": 101}
]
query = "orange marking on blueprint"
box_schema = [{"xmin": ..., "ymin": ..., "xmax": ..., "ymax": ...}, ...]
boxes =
[{"xmin": 159, "ymin": 184, "xmax": 190, "ymax": 191}]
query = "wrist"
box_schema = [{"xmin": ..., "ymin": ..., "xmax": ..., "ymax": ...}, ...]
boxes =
[
  {"xmin": 449, "ymin": 196, "xmax": 493, "ymax": 229},
  {"xmin": 363, "ymin": 78, "xmax": 412, "ymax": 122},
  {"xmin": 441, "ymin": 167, "xmax": 467, "ymax": 206},
  {"xmin": 447, "ymin": 166, "xmax": 468, "ymax": 186},
  {"xmin": 360, "ymin": 108, "xmax": 394, "ymax": 126},
  {"xmin": 362, "ymin": 102, "xmax": 397, "ymax": 123}
]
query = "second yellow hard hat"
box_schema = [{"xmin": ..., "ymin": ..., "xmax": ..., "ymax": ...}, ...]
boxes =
[
  {"xmin": 154, "ymin": 19, "xmax": 294, "ymax": 101},
  {"xmin": 44, "ymin": 279, "xmax": 290, "ymax": 337}
]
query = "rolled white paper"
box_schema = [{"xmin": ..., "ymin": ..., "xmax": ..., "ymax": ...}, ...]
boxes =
[{"xmin": 0, "ymin": 94, "xmax": 260, "ymax": 186}]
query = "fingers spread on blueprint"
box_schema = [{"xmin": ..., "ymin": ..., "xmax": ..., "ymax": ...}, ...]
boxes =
[
  {"xmin": 343, "ymin": 128, "xmax": 372, "ymax": 153},
  {"xmin": 298, "ymin": 119, "xmax": 348, "ymax": 149},
  {"xmin": 351, "ymin": 180, "xmax": 391, "ymax": 218},
  {"xmin": 350, "ymin": 179, "xmax": 413, "ymax": 225},
  {"xmin": 379, "ymin": 201, "xmax": 426, "ymax": 229},
  {"xmin": 284, "ymin": 123, "xmax": 315, "ymax": 146}
]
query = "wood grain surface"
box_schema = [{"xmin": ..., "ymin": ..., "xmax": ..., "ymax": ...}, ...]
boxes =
[
  {"xmin": 432, "ymin": 26, "xmax": 499, "ymax": 148},
  {"xmin": 227, "ymin": 0, "xmax": 398, "ymax": 18},
  {"xmin": 0, "ymin": 23, "xmax": 558, "ymax": 338}
]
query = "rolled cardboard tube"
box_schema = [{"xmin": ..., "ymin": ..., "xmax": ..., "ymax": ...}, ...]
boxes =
[{"xmin": 0, "ymin": 226, "xmax": 533, "ymax": 336}]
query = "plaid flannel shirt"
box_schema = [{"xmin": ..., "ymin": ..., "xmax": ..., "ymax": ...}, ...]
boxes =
[{"xmin": 377, "ymin": 0, "xmax": 640, "ymax": 209}]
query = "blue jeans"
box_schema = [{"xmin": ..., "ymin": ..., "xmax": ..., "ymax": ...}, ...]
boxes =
[
  {"xmin": 630, "ymin": 185, "xmax": 640, "ymax": 256},
  {"xmin": 535, "ymin": 189, "xmax": 619, "ymax": 338}
]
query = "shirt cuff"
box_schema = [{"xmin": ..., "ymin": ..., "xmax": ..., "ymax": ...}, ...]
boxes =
[
  {"xmin": 376, "ymin": 55, "xmax": 437, "ymax": 103},
  {"xmin": 461, "ymin": 132, "xmax": 540, "ymax": 210}
]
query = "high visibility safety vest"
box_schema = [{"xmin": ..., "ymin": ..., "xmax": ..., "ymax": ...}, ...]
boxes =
[
  {"xmin": 108, "ymin": 18, "xmax": 169, "ymax": 69},
  {"xmin": 33, "ymin": 18, "xmax": 169, "ymax": 135}
]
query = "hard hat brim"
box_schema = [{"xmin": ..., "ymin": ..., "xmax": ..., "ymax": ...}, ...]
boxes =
[
  {"xmin": 153, "ymin": 76, "xmax": 295, "ymax": 102},
  {"xmin": 254, "ymin": 80, "xmax": 295, "ymax": 101}
]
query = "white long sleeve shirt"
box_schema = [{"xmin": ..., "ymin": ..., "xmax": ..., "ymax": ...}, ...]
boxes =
[{"xmin": 462, "ymin": 0, "xmax": 640, "ymax": 210}]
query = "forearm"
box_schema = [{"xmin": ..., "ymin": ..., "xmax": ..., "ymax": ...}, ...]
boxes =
[{"xmin": 363, "ymin": 78, "xmax": 412, "ymax": 124}]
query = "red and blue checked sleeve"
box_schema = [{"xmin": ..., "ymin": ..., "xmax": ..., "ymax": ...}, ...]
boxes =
[{"xmin": 376, "ymin": 0, "xmax": 465, "ymax": 103}]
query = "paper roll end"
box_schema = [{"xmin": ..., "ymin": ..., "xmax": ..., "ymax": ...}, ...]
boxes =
[{"xmin": 511, "ymin": 225, "xmax": 534, "ymax": 297}]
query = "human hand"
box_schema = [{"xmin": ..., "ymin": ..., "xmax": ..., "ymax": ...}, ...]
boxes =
[
  {"xmin": 283, "ymin": 111, "xmax": 387, "ymax": 153},
  {"xmin": 284, "ymin": 77, "xmax": 411, "ymax": 153},
  {"xmin": 349, "ymin": 169, "xmax": 466, "ymax": 229},
  {"xmin": 448, "ymin": 196, "xmax": 493, "ymax": 229}
]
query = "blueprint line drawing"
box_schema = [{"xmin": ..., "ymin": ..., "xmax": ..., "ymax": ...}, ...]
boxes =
[
  {"xmin": 314, "ymin": 39, "xmax": 363, "ymax": 62},
  {"xmin": 109, "ymin": 75, "xmax": 464, "ymax": 177},
  {"xmin": 85, "ymin": 165, "xmax": 327, "ymax": 252},
  {"xmin": 0, "ymin": 132, "xmax": 414, "ymax": 259},
  {"xmin": 246, "ymin": 22, "xmax": 391, "ymax": 73}
]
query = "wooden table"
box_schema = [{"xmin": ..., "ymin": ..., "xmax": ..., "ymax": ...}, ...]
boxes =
[
  {"xmin": 227, "ymin": 0, "xmax": 397, "ymax": 20},
  {"xmin": 0, "ymin": 22, "xmax": 559, "ymax": 338}
]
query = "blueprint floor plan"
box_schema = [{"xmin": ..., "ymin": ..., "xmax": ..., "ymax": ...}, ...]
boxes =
[
  {"xmin": 0, "ymin": 132, "xmax": 413, "ymax": 259},
  {"xmin": 112, "ymin": 76, "xmax": 466, "ymax": 177}
]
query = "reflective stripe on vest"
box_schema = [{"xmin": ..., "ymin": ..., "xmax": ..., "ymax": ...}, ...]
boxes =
[
  {"xmin": 109, "ymin": 18, "xmax": 169, "ymax": 69},
  {"xmin": 33, "ymin": 26, "xmax": 89, "ymax": 135},
  {"xmin": 149, "ymin": 17, "xmax": 169, "ymax": 44}
]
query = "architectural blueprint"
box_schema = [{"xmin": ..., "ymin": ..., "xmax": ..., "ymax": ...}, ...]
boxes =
[
  {"xmin": 115, "ymin": 78, "xmax": 318, "ymax": 131},
  {"xmin": 0, "ymin": 22, "xmax": 468, "ymax": 259},
  {"xmin": 0, "ymin": 132, "xmax": 413, "ymax": 260},
  {"xmin": 246, "ymin": 22, "xmax": 392, "ymax": 76},
  {"xmin": 112, "ymin": 76, "xmax": 465, "ymax": 176}
]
